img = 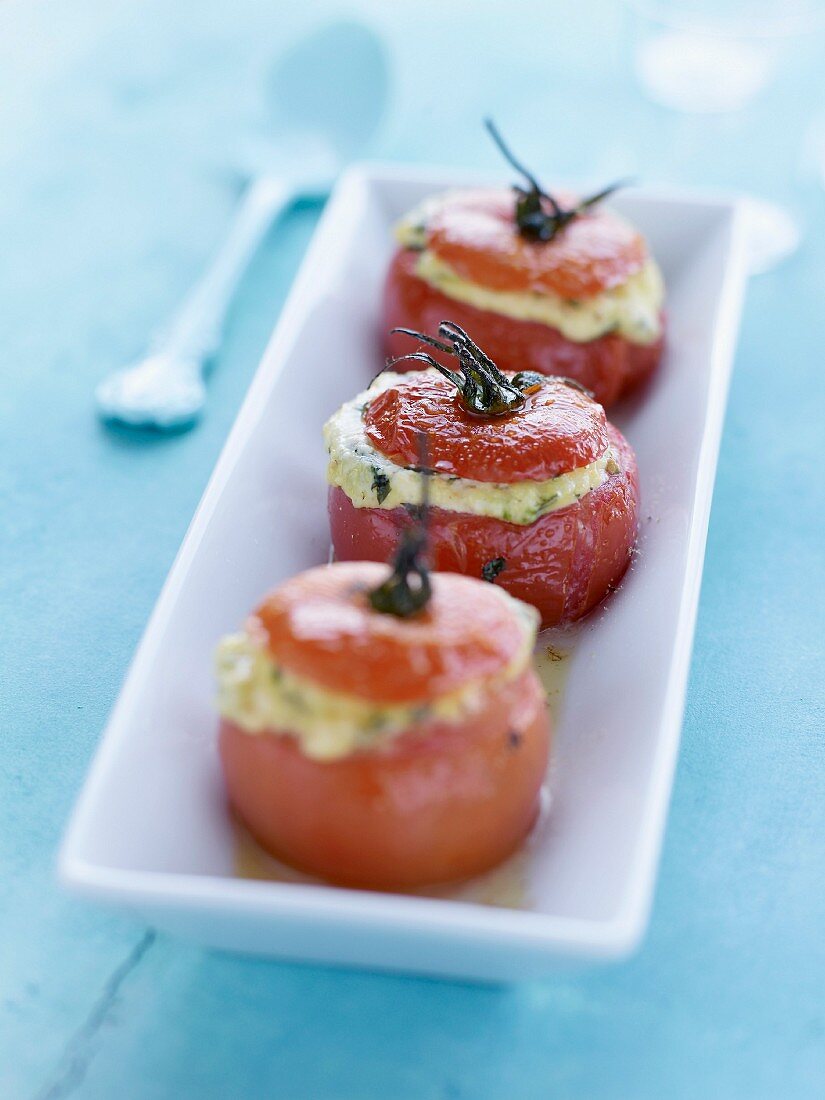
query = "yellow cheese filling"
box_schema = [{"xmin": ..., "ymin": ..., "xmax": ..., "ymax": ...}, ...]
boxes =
[
  {"xmin": 216, "ymin": 595, "xmax": 538, "ymax": 760},
  {"xmin": 395, "ymin": 196, "xmax": 664, "ymax": 345},
  {"xmin": 324, "ymin": 370, "xmax": 618, "ymax": 526}
]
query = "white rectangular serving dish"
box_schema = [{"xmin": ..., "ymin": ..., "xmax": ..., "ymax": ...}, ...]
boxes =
[{"xmin": 60, "ymin": 165, "xmax": 747, "ymax": 982}]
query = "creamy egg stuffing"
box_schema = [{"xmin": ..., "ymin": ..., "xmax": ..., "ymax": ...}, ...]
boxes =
[
  {"xmin": 396, "ymin": 193, "xmax": 664, "ymax": 345},
  {"xmin": 324, "ymin": 370, "xmax": 619, "ymax": 526},
  {"xmin": 216, "ymin": 594, "xmax": 538, "ymax": 760}
]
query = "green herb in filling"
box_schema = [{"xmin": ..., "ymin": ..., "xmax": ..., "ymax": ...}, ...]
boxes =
[
  {"xmin": 482, "ymin": 557, "xmax": 507, "ymax": 583},
  {"xmin": 371, "ymin": 466, "xmax": 391, "ymax": 504}
]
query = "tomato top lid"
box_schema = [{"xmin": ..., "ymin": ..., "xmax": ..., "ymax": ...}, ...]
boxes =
[
  {"xmin": 251, "ymin": 562, "xmax": 534, "ymax": 706},
  {"xmin": 366, "ymin": 323, "xmax": 609, "ymax": 483},
  {"xmin": 424, "ymin": 188, "xmax": 646, "ymax": 300},
  {"xmin": 417, "ymin": 122, "xmax": 646, "ymax": 300}
]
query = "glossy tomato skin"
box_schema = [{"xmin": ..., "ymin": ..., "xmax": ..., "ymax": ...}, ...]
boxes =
[
  {"xmin": 219, "ymin": 667, "xmax": 550, "ymax": 889},
  {"xmin": 252, "ymin": 562, "xmax": 529, "ymax": 706},
  {"xmin": 330, "ymin": 425, "xmax": 639, "ymax": 628},
  {"xmin": 383, "ymin": 247, "xmax": 664, "ymax": 408},
  {"xmin": 364, "ymin": 368, "xmax": 608, "ymax": 483}
]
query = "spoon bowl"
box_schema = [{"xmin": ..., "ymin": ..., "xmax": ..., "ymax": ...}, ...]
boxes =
[
  {"xmin": 97, "ymin": 353, "xmax": 207, "ymax": 430},
  {"xmin": 269, "ymin": 20, "xmax": 389, "ymax": 162}
]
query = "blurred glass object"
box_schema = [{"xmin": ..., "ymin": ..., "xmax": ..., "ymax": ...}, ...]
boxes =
[
  {"xmin": 626, "ymin": 0, "xmax": 825, "ymax": 272},
  {"xmin": 628, "ymin": 1, "xmax": 822, "ymax": 113},
  {"xmin": 736, "ymin": 196, "xmax": 801, "ymax": 276},
  {"xmin": 635, "ymin": 30, "xmax": 776, "ymax": 114}
]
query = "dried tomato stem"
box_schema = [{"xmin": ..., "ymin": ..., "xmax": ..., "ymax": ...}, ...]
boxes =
[
  {"xmin": 368, "ymin": 435, "xmax": 432, "ymax": 618},
  {"xmin": 389, "ymin": 322, "xmax": 528, "ymax": 417},
  {"xmin": 484, "ymin": 118, "xmax": 630, "ymax": 242}
]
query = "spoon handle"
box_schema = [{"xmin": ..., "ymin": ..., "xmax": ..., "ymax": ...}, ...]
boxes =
[{"xmin": 156, "ymin": 174, "xmax": 294, "ymax": 363}]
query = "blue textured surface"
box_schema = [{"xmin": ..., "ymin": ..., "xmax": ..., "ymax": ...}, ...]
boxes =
[{"xmin": 1, "ymin": 2, "xmax": 823, "ymax": 1097}]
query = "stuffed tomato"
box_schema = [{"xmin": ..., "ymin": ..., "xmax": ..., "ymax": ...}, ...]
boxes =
[
  {"xmin": 325, "ymin": 323, "xmax": 639, "ymax": 627},
  {"xmin": 216, "ymin": 559, "xmax": 550, "ymax": 889},
  {"xmin": 383, "ymin": 123, "xmax": 664, "ymax": 408}
]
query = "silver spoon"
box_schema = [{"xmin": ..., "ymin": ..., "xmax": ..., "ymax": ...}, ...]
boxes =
[{"xmin": 96, "ymin": 20, "xmax": 389, "ymax": 430}]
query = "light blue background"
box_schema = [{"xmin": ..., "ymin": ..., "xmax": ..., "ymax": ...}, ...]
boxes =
[{"xmin": 1, "ymin": 1, "xmax": 823, "ymax": 1096}]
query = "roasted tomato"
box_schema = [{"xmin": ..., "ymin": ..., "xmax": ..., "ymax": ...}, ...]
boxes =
[
  {"xmin": 381, "ymin": 118, "xmax": 666, "ymax": 412},
  {"xmin": 330, "ymin": 423, "xmax": 637, "ymax": 626},
  {"xmin": 217, "ymin": 562, "xmax": 550, "ymax": 889},
  {"xmin": 384, "ymin": 245, "xmax": 664, "ymax": 408},
  {"xmin": 324, "ymin": 332, "xmax": 639, "ymax": 627}
]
